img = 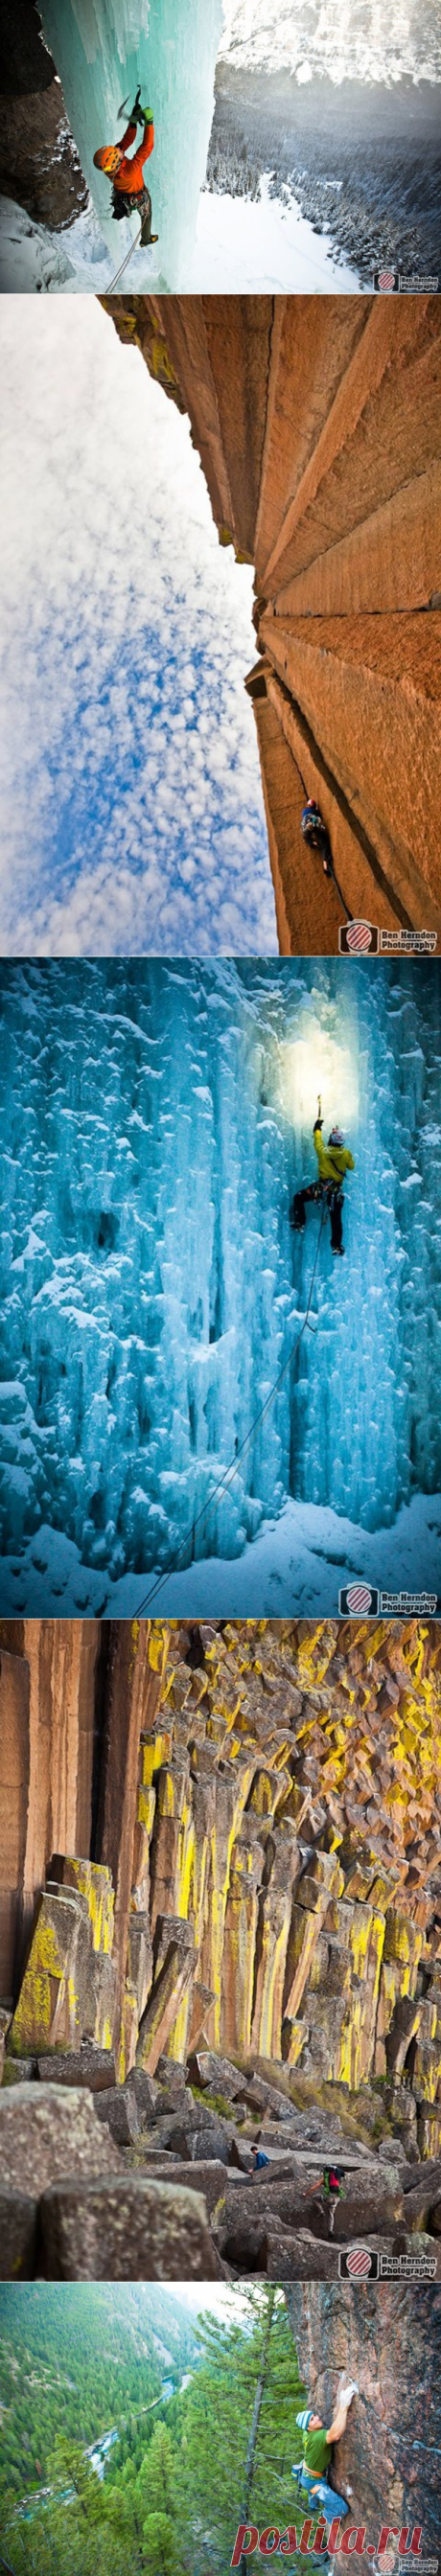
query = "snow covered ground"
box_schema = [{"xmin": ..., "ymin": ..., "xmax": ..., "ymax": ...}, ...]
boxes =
[
  {"xmin": 0, "ymin": 172, "xmax": 360, "ymax": 295},
  {"xmin": 1, "ymin": 1492, "xmax": 440, "ymax": 1620}
]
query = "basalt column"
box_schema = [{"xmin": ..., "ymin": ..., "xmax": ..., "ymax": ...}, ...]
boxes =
[{"xmin": 1, "ymin": 1621, "xmax": 441, "ymax": 2149}]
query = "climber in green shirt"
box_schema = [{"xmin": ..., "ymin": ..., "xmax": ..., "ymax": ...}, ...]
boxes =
[{"xmin": 294, "ymin": 2380, "xmax": 359, "ymax": 2538}]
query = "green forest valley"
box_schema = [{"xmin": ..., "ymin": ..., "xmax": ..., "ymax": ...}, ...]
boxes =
[{"xmin": 0, "ymin": 2284, "xmax": 307, "ymax": 2576}]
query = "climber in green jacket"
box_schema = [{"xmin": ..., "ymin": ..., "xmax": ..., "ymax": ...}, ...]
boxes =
[
  {"xmin": 290, "ymin": 1112, "xmax": 355, "ymax": 1256},
  {"xmin": 294, "ymin": 2380, "xmax": 359, "ymax": 2538}
]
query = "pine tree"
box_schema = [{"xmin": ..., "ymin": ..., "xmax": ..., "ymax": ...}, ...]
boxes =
[{"xmin": 178, "ymin": 2287, "xmax": 306, "ymax": 2571}]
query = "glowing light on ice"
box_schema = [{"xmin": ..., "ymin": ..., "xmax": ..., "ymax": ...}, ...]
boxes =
[{"xmin": 280, "ymin": 1024, "xmax": 359, "ymax": 1133}]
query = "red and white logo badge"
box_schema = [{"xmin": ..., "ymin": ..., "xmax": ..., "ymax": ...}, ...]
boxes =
[
  {"xmin": 345, "ymin": 921, "xmax": 374, "ymax": 953},
  {"xmin": 345, "ymin": 1583, "xmax": 374, "ymax": 1615},
  {"xmin": 377, "ymin": 271, "xmax": 396, "ymax": 291},
  {"xmin": 346, "ymin": 2246, "xmax": 373, "ymax": 2278}
]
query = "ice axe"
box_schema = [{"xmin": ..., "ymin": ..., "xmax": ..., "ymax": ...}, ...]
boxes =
[{"xmin": 118, "ymin": 84, "xmax": 148, "ymax": 126}]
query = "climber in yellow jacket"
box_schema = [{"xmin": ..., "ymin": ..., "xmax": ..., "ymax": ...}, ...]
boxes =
[{"xmin": 290, "ymin": 1115, "xmax": 355, "ymax": 1256}]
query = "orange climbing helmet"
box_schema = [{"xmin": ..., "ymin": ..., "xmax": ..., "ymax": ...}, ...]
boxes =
[{"xmin": 94, "ymin": 144, "xmax": 123, "ymax": 175}]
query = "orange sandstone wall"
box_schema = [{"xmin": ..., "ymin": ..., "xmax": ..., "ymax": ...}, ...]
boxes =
[{"xmin": 102, "ymin": 292, "xmax": 441, "ymax": 949}]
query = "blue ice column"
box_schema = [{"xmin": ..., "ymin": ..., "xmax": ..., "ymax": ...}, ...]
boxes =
[{"xmin": 39, "ymin": 0, "xmax": 224, "ymax": 283}]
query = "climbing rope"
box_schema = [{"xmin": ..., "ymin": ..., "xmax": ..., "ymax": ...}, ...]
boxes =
[
  {"xmin": 107, "ymin": 218, "xmax": 144, "ymax": 293},
  {"xmin": 135, "ymin": 1202, "xmax": 327, "ymax": 1618},
  {"xmin": 326, "ymin": 853, "xmax": 353, "ymax": 924}
]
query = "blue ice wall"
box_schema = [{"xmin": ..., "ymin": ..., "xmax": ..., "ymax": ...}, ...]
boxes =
[
  {"xmin": 39, "ymin": 0, "xmax": 223, "ymax": 283},
  {"xmin": 0, "ymin": 960, "xmax": 440, "ymax": 1577}
]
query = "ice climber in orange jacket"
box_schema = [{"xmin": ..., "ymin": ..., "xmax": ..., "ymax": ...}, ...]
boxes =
[{"xmin": 94, "ymin": 87, "xmax": 157, "ymax": 243}]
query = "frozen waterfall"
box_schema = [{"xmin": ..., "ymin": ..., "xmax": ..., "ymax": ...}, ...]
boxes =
[
  {"xmin": 0, "ymin": 959, "xmax": 440, "ymax": 1617},
  {"xmin": 39, "ymin": 0, "xmax": 223, "ymax": 284}
]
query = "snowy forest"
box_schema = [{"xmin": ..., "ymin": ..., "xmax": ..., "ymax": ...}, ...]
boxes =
[
  {"xmin": 0, "ymin": 2284, "xmax": 306, "ymax": 2575},
  {"xmin": 0, "ymin": 958, "xmax": 440, "ymax": 1617}
]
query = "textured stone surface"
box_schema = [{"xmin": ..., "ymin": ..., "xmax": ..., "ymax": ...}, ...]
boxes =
[
  {"xmin": 136, "ymin": 1922, "xmax": 196, "ymax": 2074},
  {"xmin": 36, "ymin": 2047, "xmax": 116, "ymax": 2090},
  {"xmin": 128, "ymin": 2155, "xmax": 229, "ymax": 2218},
  {"xmin": 0, "ymin": 1645, "xmax": 30, "ymax": 1998},
  {"xmin": 0, "ymin": 2082, "xmax": 121, "ymax": 2197},
  {"xmin": 285, "ymin": 2281, "xmax": 441, "ymax": 2548},
  {"xmin": 0, "ymin": 80, "xmax": 88, "ymax": 227},
  {"xmin": 0, "ymin": 2187, "xmax": 37, "ymax": 2281},
  {"xmin": 267, "ymin": 2229, "xmax": 441, "ymax": 2280},
  {"xmin": 0, "ymin": 1619, "xmax": 101, "ymax": 1984},
  {"xmin": 217, "ymin": 2168, "xmax": 404, "ymax": 2266},
  {"xmin": 102, "ymin": 295, "xmax": 441, "ymax": 943},
  {"xmin": 262, "ymin": 605, "xmax": 441, "ymax": 925},
  {"xmin": 39, "ymin": 2174, "xmax": 220, "ymax": 2280},
  {"xmin": 0, "ymin": 1, "xmax": 87, "ymax": 227},
  {"xmin": 93, "ymin": 2083, "xmax": 140, "ymax": 2146},
  {"xmin": 8, "ymin": 1889, "xmax": 90, "ymax": 2058}
]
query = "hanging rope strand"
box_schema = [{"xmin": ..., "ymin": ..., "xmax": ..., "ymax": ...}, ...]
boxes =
[
  {"xmin": 135, "ymin": 1203, "xmax": 327, "ymax": 1618},
  {"xmin": 106, "ymin": 218, "xmax": 144, "ymax": 293}
]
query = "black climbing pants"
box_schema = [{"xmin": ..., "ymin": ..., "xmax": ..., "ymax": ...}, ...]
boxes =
[
  {"xmin": 111, "ymin": 184, "xmax": 152, "ymax": 241},
  {"xmin": 329, "ymin": 1189, "xmax": 343, "ymax": 1253},
  {"xmin": 290, "ymin": 1182, "xmax": 344, "ymax": 1253}
]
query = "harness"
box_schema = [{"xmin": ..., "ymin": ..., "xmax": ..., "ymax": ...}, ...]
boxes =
[{"xmin": 112, "ymin": 180, "xmax": 151, "ymax": 220}]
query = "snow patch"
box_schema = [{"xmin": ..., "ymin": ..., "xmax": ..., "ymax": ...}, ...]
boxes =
[{"xmin": 0, "ymin": 172, "xmax": 360, "ymax": 293}]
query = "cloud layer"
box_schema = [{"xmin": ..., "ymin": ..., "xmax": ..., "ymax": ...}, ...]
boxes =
[{"xmin": 0, "ymin": 297, "xmax": 276, "ymax": 955}]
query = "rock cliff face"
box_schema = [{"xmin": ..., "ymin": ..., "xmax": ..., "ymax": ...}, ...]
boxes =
[
  {"xmin": 0, "ymin": 0, "xmax": 87, "ymax": 228},
  {"xmin": 1, "ymin": 1619, "xmax": 440, "ymax": 2155},
  {"xmin": 102, "ymin": 293, "xmax": 441, "ymax": 950},
  {"xmin": 286, "ymin": 2281, "xmax": 441, "ymax": 2553}
]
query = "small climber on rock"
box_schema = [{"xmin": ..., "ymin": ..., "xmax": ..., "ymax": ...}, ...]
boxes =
[
  {"xmin": 305, "ymin": 2163, "xmax": 346, "ymax": 2234},
  {"xmin": 290, "ymin": 1106, "xmax": 355, "ymax": 1257},
  {"xmin": 94, "ymin": 87, "xmax": 158, "ymax": 244},
  {"xmin": 294, "ymin": 2380, "xmax": 359, "ymax": 2540},
  {"xmin": 301, "ymin": 801, "xmax": 333, "ymax": 870}
]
